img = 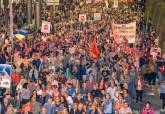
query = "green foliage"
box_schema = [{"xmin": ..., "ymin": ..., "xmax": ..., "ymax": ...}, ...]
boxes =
[{"xmin": 145, "ymin": 0, "xmax": 165, "ymax": 54}]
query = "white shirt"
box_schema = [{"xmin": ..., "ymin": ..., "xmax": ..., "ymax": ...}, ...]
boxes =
[
  {"xmin": 66, "ymin": 96, "xmax": 73, "ymax": 105},
  {"xmin": 107, "ymin": 86, "xmax": 116, "ymax": 100}
]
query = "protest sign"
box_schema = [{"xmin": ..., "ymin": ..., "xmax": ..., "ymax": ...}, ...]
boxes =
[
  {"xmin": 112, "ymin": 21, "xmax": 136, "ymax": 43},
  {"xmin": 113, "ymin": 0, "xmax": 119, "ymax": 8},
  {"xmin": 79, "ymin": 14, "xmax": 87, "ymax": 22},
  {"xmin": 94, "ymin": 13, "xmax": 101, "ymax": 20},
  {"xmin": 150, "ymin": 47, "xmax": 161, "ymax": 59},
  {"xmin": 0, "ymin": 64, "xmax": 12, "ymax": 89},
  {"xmin": 41, "ymin": 21, "xmax": 51, "ymax": 33}
]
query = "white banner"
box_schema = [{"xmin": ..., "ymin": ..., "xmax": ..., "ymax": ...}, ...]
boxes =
[
  {"xmin": 94, "ymin": 13, "xmax": 101, "ymax": 20},
  {"xmin": 0, "ymin": 64, "xmax": 12, "ymax": 89},
  {"xmin": 46, "ymin": 0, "xmax": 60, "ymax": 6},
  {"xmin": 41, "ymin": 21, "xmax": 51, "ymax": 33},
  {"xmin": 112, "ymin": 21, "xmax": 136, "ymax": 43},
  {"xmin": 79, "ymin": 14, "xmax": 87, "ymax": 22}
]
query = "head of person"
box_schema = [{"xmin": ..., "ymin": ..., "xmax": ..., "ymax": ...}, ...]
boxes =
[
  {"xmin": 62, "ymin": 107, "xmax": 69, "ymax": 114},
  {"xmin": 72, "ymin": 102, "xmax": 78, "ymax": 110},
  {"xmin": 67, "ymin": 83, "xmax": 72, "ymax": 89},
  {"xmin": 145, "ymin": 101, "xmax": 152, "ymax": 110},
  {"xmin": 105, "ymin": 93, "xmax": 111, "ymax": 100},
  {"xmin": 23, "ymin": 83, "xmax": 28, "ymax": 89},
  {"xmin": 93, "ymin": 83, "xmax": 98, "ymax": 90},
  {"xmin": 40, "ymin": 107, "xmax": 47, "ymax": 114},
  {"xmin": 47, "ymin": 97, "xmax": 53, "ymax": 104},
  {"xmin": 78, "ymin": 102, "xmax": 84, "ymax": 110},
  {"xmin": 64, "ymin": 92, "xmax": 69, "ymax": 98},
  {"xmin": 123, "ymin": 101, "xmax": 129, "ymax": 109},
  {"xmin": 5, "ymin": 104, "xmax": 14, "ymax": 114},
  {"xmin": 137, "ymin": 75, "xmax": 142, "ymax": 80},
  {"xmin": 118, "ymin": 94, "xmax": 123, "ymax": 102},
  {"xmin": 90, "ymin": 105, "xmax": 96, "ymax": 111},
  {"xmin": 31, "ymin": 94, "xmax": 36, "ymax": 102},
  {"xmin": 123, "ymin": 89, "xmax": 129, "ymax": 97},
  {"xmin": 54, "ymin": 96, "xmax": 61, "ymax": 104}
]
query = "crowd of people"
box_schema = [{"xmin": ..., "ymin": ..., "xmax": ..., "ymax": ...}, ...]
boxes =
[{"xmin": 0, "ymin": 0, "xmax": 165, "ymax": 114}]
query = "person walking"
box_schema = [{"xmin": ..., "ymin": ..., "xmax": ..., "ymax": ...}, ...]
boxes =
[
  {"xmin": 136, "ymin": 75, "xmax": 145, "ymax": 103},
  {"xmin": 160, "ymin": 80, "xmax": 165, "ymax": 111},
  {"xmin": 142, "ymin": 101, "xmax": 154, "ymax": 114}
]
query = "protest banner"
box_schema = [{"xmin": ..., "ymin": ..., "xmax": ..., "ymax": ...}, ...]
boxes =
[
  {"xmin": 0, "ymin": 64, "xmax": 12, "ymax": 89},
  {"xmin": 94, "ymin": 13, "xmax": 101, "ymax": 20},
  {"xmin": 46, "ymin": 0, "xmax": 60, "ymax": 6},
  {"xmin": 41, "ymin": 21, "xmax": 51, "ymax": 33},
  {"xmin": 79, "ymin": 14, "xmax": 87, "ymax": 22},
  {"xmin": 112, "ymin": 21, "xmax": 136, "ymax": 43}
]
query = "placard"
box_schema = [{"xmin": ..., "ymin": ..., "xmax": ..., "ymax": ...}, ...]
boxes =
[
  {"xmin": 94, "ymin": 13, "xmax": 101, "ymax": 20},
  {"xmin": 112, "ymin": 21, "xmax": 136, "ymax": 43},
  {"xmin": 79, "ymin": 14, "xmax": 87, "ymax": 22},
  {"xmin": 113, "ymin": 0, "xmax": 118, "ymax": 8},
  {"xmin": 41, "ymin": 21, "xmax": 51, "ymax": 33},
  {"xmin": 0, "ymin": 64, "xmax": 12, "ymax": 89}
]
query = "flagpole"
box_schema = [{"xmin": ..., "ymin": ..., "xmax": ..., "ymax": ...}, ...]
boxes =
[
  {"xmin": 9, "ymin": 0, "xmax": 13, "ymax": 37},
  {"xmin": 9, "ymin": 0, "xmax": 13, "ymax": 64},
  {"xmin": 9, "ymin": 0, "xmax": 13, "ymax": 97}
]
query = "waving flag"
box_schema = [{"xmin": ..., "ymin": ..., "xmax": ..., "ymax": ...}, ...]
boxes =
[{"xmin": 89, "ymin": 37, "xmax": 100, "ymax": 59}]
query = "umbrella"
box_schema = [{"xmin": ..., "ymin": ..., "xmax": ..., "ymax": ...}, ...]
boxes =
[
  {"xmin": 13, "ymin": 29, "xmax": 29, "ymax": 35},
  {"xmin": 19, "ymin": 29, "xmax": 29, "ymax": 35},
  {"xmin": 15, "ymin": 34, "xmax": 25, "ymax": 40},
  {"xmin": 13, "ymin": 29, "xmax": 19, "ymax": 35}
]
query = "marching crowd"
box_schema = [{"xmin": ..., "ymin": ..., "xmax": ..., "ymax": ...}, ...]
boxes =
[{"xmin": 0, "ymin": 0, "xmax": 165, "ymax": 114}]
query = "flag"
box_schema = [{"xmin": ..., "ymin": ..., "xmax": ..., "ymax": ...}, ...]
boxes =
[{"xmin": 89, "ymin": 37, "xmax": 100, "ymax": 59}]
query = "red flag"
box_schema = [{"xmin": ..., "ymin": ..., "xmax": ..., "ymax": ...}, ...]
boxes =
[{"xmin": 89, "ymin": 37, "xmax": 100, "ymax": 59}]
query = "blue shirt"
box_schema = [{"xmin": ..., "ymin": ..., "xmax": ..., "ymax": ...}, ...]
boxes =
[
  {"xmin": 68, "ymin": 86, "xmax": 75, "ymax": 96},
  {"xmin": 44, "ymin": 103, "xmax": 55, "ymax": 114},
  {"xmin": 103, "ymin": 99, "xmax": 113, "ymax": 114}
]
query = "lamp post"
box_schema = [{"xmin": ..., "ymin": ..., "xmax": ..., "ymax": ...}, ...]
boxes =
[
  {"xmin": 35, "ymin": 0, "xmax": 41, "ymax": 29},
  {"xmin": 27, "ymin": 0, "xmax": 32, "ymax": 24}
]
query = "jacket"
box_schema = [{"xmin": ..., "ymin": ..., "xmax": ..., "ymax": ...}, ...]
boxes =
[
  {"xmin": 142, "ymin": 107, "xmax": 154, "ymax": 114},
  {"xmin": 29, "ymin": 69, "xmax": 38, "ymax": 80},
  {"xmin": 136, "ymin": 78, "xmax": 145, "ymax": 90}
]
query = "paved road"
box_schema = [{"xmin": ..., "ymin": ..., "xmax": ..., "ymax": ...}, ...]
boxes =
[{"xmin": 133, "ymin": 84, "xmax": 164, "ymax": 114}]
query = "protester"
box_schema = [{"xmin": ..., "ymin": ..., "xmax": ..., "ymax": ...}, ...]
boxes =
[
  {"xmin": 160, "ymin": 80, "xmax": 165, "ymax": 111},
  {"xmin": 136, "ymin": 75, "xmax": 145, "ymax": 103},
  {"xmin": 119, "ymin": 101, "xmax": 132, "ymax": 114},
  {"xmin": 142, "ymin": 101, "xmax": 154, "ymax": 114},
  {"xmin": 0, "ymin": 0, "xmax": 163, "ymax": 114}
]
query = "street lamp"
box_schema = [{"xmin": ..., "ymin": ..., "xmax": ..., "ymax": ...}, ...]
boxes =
[
  {"xmin": 35, "ymin": 0, "xmax": 41, "ymax": 29},
  {"xmin": 27, "ymin": 0, "xmax": 32, "ymax": 24}
]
